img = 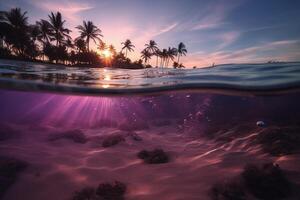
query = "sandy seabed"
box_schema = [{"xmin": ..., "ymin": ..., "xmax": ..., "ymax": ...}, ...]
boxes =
[
  {"xmin": 1, "ymin": 122, "xmax": 300, "ymax": 200},
  {"xmin": 0, "ymin": 90, "xmax": 300, "ymax": 200}
]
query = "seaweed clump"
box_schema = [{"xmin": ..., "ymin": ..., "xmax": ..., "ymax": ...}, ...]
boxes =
[
  {"xmin": 210, "ymin": 163, "xmax": 292, "ymax": 200},
  {"xmin": 71, "ymin": 181, "xmax": 126, "ymax": 200},
  {"xmin": 137, "ymin": 149, "xmax": 169, "ymax": 164},
  {"xmin": 127, "ymin": 132, "xmax": 142, "ymax": 141},
  {"xmin": 256, "ymin": 127, "xmax": 300, "ymax": 156},
  {"xmin": 102, "ymin": 134, "xmax": 125, "ymax": 147},
  {"xmin": 0, "ymin": 157, "xmax": 27, "ymax": 198},
  {"xmin": 48, "ymin": 130, "xmax": 88, "ymax": 144},
  {"xmin": 96, "ymin": 181, "xmax": 126, "ymax": 200},
  {"xmin": 242, "ymin": 163, "xmax": 291, "ymax": 200}
]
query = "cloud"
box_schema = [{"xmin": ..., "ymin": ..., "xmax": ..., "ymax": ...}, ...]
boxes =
[
  {"xmin": 137, "ymin": 22, "xmax": 178, "ymax": 44},
  {"xmin": 154, "ymin": 23, "xmax": 178, "ymax": 37},
  {"xmin": 30, "ymin": 0, "xmax": 93, "ymax": 22},
  {"xmin": 189, "ymin": 0, "xmax": 243, "ymax": 31},
  {"xmin": 216, "ymin": 31, "xmax": 240, "ymax": 49},
  {"xmin": 183, "ymin": 40, "xmax": 300, "ymax": 67},
  {"xmin": 191, "ymin": 23, "xmax": 226, "ymax": 31}
]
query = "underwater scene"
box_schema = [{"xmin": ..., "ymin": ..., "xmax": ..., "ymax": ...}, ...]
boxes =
[{"xmin": 0, "ymin": 61, "xmax": 300, "ymax": 200}]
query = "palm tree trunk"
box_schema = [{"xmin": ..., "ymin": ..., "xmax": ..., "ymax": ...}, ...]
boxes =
[
  {"xmin": 125, "ymin": 49, "xmax": 128, "ymax": 57},
  {"xmin": 87, "ymin": 37, "xmax": 90, "ymax": 52},
  {"xmin": 177, "ymin": 55, "xmax": 180, "ymax": 64},
  {"xmin": 160, "ymin": 57, "xmax": 162, "ymax": 68},
  {"xmin": 56, "ymin": 33, "xmax": 59, "ymax": 47}
]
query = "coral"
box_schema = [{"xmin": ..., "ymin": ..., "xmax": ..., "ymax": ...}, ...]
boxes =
[
  {"xmin": 210, "ymin": 163, "xmax": 292, "ymax": 200},
  {"xmin": 137, "ymin": 149, "xmax": 169, "ymax": 164},
  {"xmin": 71, "ymin": 182, "xmax": 126, "ymax": 200},
  {"xmin": 102, "ymin": 134, "xmax": 125, "ymax": 147},
  {"xmin": 0, "ymin": 157, "xmax": 27, "ymax": 198},
  {"xmin": 96, "ymin": 181, "xmax": 126, "ymax": 200},
  {"xmin": 48, "ymin": 130, "xmax": 88, "ymax": 144},
  {"xmin": 256, "ymin": 127, "xmax": 300, "ymax": 156},
  {"xmin": 242, "ymin": 163, "xmax": 291, "ymax": 200}
]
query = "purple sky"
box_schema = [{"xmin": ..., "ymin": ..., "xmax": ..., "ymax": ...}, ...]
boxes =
[{"xmin": 1, "ymin": 0, "xmax": 300, "ymax": 67}]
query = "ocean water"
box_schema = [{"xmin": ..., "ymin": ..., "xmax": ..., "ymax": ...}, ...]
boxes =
[{"xmin": 0, "ymin": 59, "xmax": 300, "ymax": 200}]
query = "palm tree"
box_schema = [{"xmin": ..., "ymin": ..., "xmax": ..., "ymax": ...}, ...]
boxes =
[
  {"xmin": 29, "ymin": 24, "xmax": 40, "ymax": 42},
  {"xmin": 65, "ymin": 38, "xmax": 74, "ymax": 52},
  {"xmin": 177, "ymin": 42, "xmax": 187, "ymax": 64},
  {"xmin": 160, "ymin": 49, "xmax": 168, "ymax": 68},
  {"xmin": 0, "ymin": 12, "xmax": 5, "ymax": 48},
  {"xmin": 48, "ymin": 12, "xmax": 71, "ymax": 46},
  {"xmin": 1, "ymin": 8, "xmax": 30, "ymax": 56},
  {"xmin": 98, "ymin": 40, "xmax": 107, "ymax": 51},
  {"xmin": 76, "ymin": 20, "xmax": 103, "ymax": 52},
  {"xmin": 144, "ymin": 40, "xmax": 158, "ymax": 63},
  {"xmin": 2, "ymin": 8, "xmax": 28, "ymax": 29},
  {"xmin": 36, "ymin": 20, "xmax": 52, "ymax": 61},
  {"xmin": 154, "ymin": 49, "xmax": 161, "ymax": 67},
  {"xmin": 36, "ymin": 19, "xmax": 52, "ymax": 44},
  {"xmin": 108, "ymin": 44, "xmax": 117, "ymax": 56},
  {"xmin": 140, "ymin": 49, "xmax": 151, "ymax": 65},
  {"xmin": 166, "ymin": 47, "xmax": 177, "ymax": 67},
  {"xmin": 121, "ymin": 39, "xmax": 135, "ymax": 57},
  {"xmin": 75, "ymin": 38, "xmax": 86, "ymax": 53},
  {"xmin": 145, "ymin": 40, "xmax": 158, "ymax": 53}
]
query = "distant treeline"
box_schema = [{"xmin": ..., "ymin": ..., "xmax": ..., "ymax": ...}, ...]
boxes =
[{"xmin": 0, "ymin": 8, "xmax": 187, "ymax": 69}]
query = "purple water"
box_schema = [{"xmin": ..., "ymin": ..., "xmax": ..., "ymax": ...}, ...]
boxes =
[{"xmin": 0, "ymin": 89, "xmax": 300, "ymax": 199}]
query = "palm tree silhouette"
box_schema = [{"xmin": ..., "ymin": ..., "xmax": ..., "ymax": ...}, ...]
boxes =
[
  {"xmin": 36, "ymin": 20, "xmax": 52, "ymax": 60},
  {"xmin": 75, "ymin": 38, "xmax": 86, "ymax": 53},
  {"xmin": 121, "ymin": 39, "xmax": 135, "ymax": 57},
  {"xmin": 154, "ymin": 49, "xmax": 162, "ymax": 67},
  {"xmin": 177, "ymin": 42, "xmax": 187, "ymax": 64},
  {"xmin": 0, "ymin": 11, "xmax": 6, "ymax": 48},
  {"xmin": 48, "ymin": 12, "xmax": 71, "ymax": 47},
  {"xmin": 166, "ymin": 47, "xmax": 177, "ymax": 67},
  {"xmin": 108, "ymin": 44, "xmax": 117, "ymax": 56},
  {"xmin": 141, "ymin": 49, "xmax": 151, "ymax": 65},
  {"xmin": 98, "ymin": 40, "xmax": 107, "ymax": 52},
  {"xmin": 145, "ymin": 40, "xmax": 158, "ymax": 53},
  {"xmin": 160, "ymin": 49, "xmax": 168, "ymax": 68},
  {"xmin": 76, "ymin": 21, "xmax": 103, "ymax": 52},
  {"xmin": 2, "ymin": 8, "xmax": 28, "ymax": 29},
  {"xmin": 65, "ymin": 38, "xmax": 74, "ymax": 52},
  {"xmin": 36, "ymin": 20, "xmax": 52, "ymax": 44},
  {"xmin": 1, "ymin": 8, "xmax": 30, "ymax": 56},
  {"xmin": 29, "ymin": 24, "xmax": 40, "ymax": 43},
  {"xmin": 144, "ymin": 40, "xmax": 158, "ymax": 63}
]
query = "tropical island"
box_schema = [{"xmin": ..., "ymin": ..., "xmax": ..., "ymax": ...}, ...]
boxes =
[{"xmin": 0, "ymin": 8, "xmax": 188, "ymax": 69}]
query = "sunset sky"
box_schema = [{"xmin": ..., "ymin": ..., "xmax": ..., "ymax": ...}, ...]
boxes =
[{"xmin": 1, "ymin": 0, "xmax": 300, "ymax": 67}]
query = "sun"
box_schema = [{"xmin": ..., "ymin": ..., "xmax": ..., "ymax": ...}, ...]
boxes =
[{"xmin": 102, "ymin": 49, "xmax": 112, "ymax": 58}]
